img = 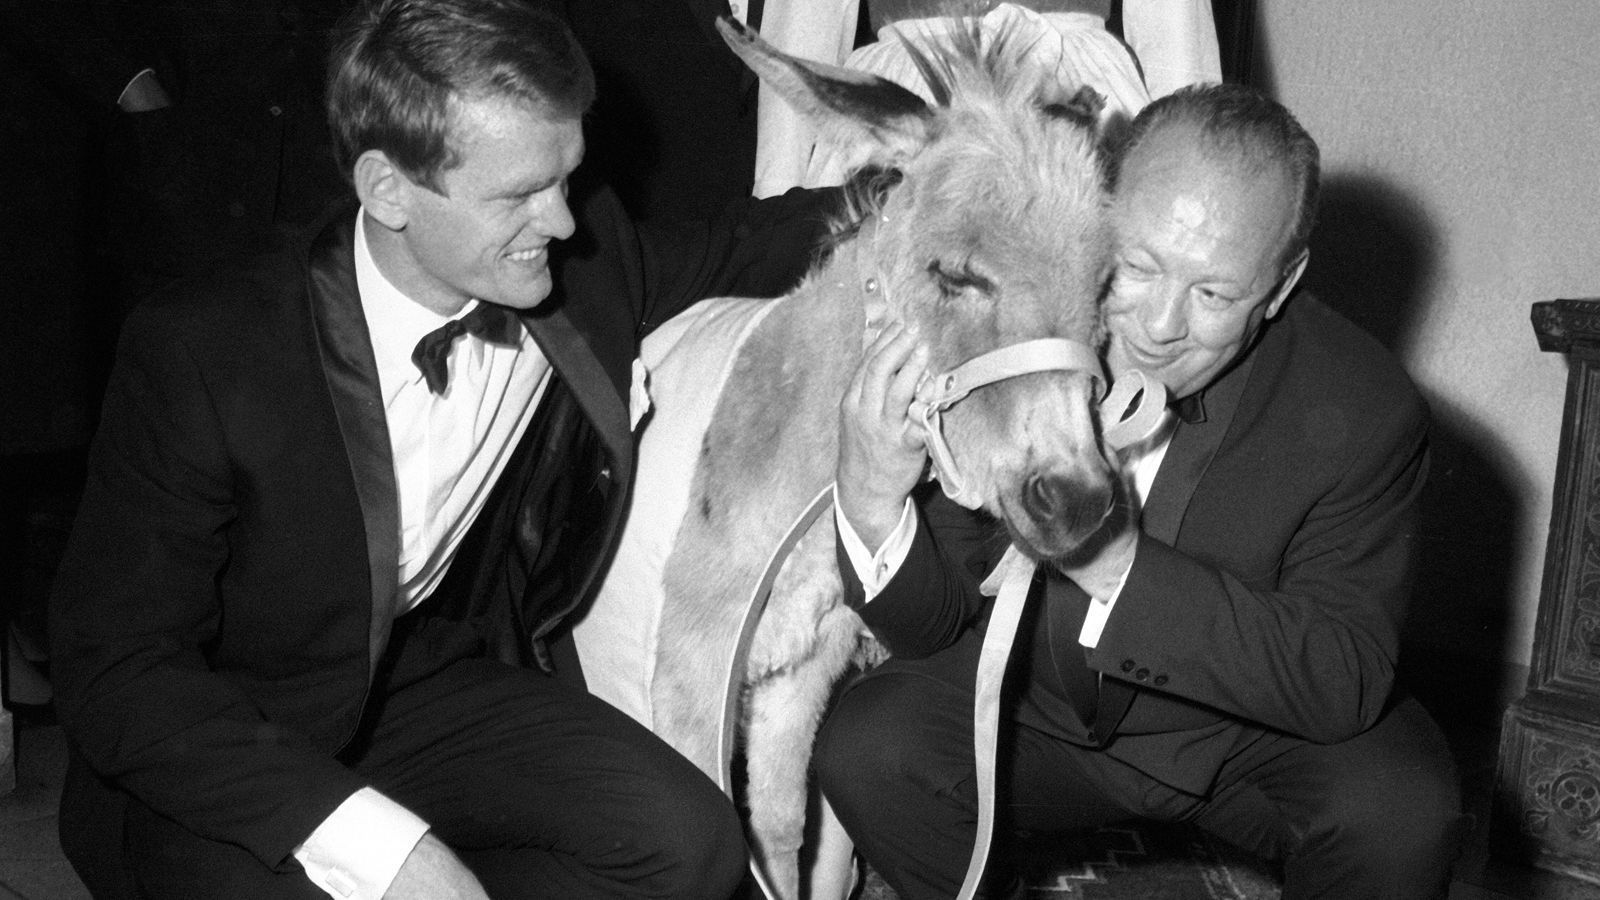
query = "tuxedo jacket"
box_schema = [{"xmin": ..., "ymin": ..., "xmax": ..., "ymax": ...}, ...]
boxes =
[
  {"xmin": 844, "ymin": 294, "xmax": 1430, "ymax": 796},
  {"xmin": 49, "ymin": 174, "xmax": 832, "ymax": 871}
]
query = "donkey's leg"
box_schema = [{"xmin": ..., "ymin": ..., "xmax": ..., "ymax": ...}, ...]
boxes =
[
  {"xmin": 743, "ymin": 518, "xmax": 860, "ymax": 900},
  {"xmin": 806, "ymin": 795, "xmax": 859, "ymax": 900},
  {"xmin": 743, "ymin": 672, "xmax": 813, "ymax": 900},
  {"xmin": 743, "ymin": 614, "xmax": 858, "ymax": 900}
]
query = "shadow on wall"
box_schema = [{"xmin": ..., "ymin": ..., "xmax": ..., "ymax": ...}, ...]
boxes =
[
  {"xmin": 1301, "ymin": 174, "xmax": 1522, "ymax": 714},
  {"xmin": 1302, "ymin": 175, "xmax": 1433, "ymax": 350}
]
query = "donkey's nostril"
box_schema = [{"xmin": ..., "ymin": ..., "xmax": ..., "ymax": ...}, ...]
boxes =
[
  {"xmin": 1022, "ymin": 473, "xmax": 1114, "ymax": 539},
  {"xmin": 1022, "ymin": 473, "xmax": 1071, "ymax": 522}
]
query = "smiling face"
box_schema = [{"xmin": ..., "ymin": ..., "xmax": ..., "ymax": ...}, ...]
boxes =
[
  {"xmin": 374, "ymin": 93, "xmax": 584, "ymax": 316},
  {"xmin": 1103, "ymin": 128, "xmax": 1307, "ymax": 400}
]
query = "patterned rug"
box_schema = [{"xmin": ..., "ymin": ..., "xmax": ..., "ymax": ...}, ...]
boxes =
[{"xmin": 857, "ymin": 823, "xmax": 1283, "ymax": 899}]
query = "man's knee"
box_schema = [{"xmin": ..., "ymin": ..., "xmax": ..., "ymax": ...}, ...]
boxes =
[
  {"xmin": 647, "ymin": 773, "xmax": 749, "ymax": 898},
  {"xmin": 815, "ymin": 676, "xmax": 933, "ymax": 808},
  {"xmin": 1316, "ymin": 761, "xmax": 1462, "ymax": 856},
  {"xmin": 1293, "ymin": 732, "xmax": 1467, "ymax": 897}
]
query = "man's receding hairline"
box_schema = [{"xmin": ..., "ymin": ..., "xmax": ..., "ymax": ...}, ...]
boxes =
[
  {"xmin": 1115, "ymin": 122, "xmax": 1304, "ymax": 272},
  {"xmin": 1116, "ymin": 125, "xmax": 1276, "ymax": 203},
  {"xmin": 1132, "ymin": 119, "xmax": 1291, "ymax": 180}
]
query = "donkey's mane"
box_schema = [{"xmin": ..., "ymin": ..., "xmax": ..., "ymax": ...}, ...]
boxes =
[
  {"xmin": 827, "ymin": 10, "xmax": 1095, "ymax": 243},
  {"xmin": 897, "ymin": 10, "xmax": 1044, "ymax": 111}
]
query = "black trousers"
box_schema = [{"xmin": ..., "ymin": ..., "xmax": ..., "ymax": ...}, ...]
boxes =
[
  {"xmin": 815, "ymin": 647, "xmax": 1468, "ymax": 900},
  {"xmin": 80, "ymin": 612, "xmax": 746, "ymax": 899}
]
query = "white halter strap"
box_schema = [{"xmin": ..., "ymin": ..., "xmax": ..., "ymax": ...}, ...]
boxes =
[
  {"xmin": 911, "ymin": 341, "xmax": 1170, "ymax": 508},
  {"xmin": 854, "ymin": 214, "xmax": 1170, "ymax": 507}
]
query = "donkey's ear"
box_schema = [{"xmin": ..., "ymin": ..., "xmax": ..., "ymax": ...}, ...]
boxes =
[
  {"xmin": 717, "ymin": 16, "xmax": 934, "ymax": 162},
  {"xmin": 1039, "ymin": 85, "xmax": 1106, "ymax": 130}
]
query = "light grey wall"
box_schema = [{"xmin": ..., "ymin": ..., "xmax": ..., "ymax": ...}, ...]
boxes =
[{"xmin": 1250, "ymin": 2, "xmax": 1598, "ymax": 667}]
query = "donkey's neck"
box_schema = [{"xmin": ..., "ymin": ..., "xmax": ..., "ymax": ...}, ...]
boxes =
[{"xmin": 788, "ymin": 222, "xmax": 891, "ymax": 350}]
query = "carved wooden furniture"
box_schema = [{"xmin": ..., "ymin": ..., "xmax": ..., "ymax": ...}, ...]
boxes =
[{"xmin": 1494, "ymin": 297, "xmax": 1600, "ymax": 885}]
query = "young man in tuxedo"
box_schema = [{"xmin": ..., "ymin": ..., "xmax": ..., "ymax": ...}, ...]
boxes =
[
  {"xmin": 49, "ymin": 0, "xmax": 830, "ymax": 897},
  {"xmin": 818, "ymin": 84, "xmax": 1466, "ymax": 900}
]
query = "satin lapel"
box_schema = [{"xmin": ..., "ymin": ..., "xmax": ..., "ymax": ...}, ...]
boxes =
[
  {"xmin": 523, "ymin": 309, "xmax": 634, "ymax": 488},
  {"xmin": 1095, "ymin": 352, "xmax": 1259, "ymax": 736},
  {"xmin": 306, "ymin": 215, "xmax": 400, "ymax": 681},
  {"xmin": 1142, "ymin": 352, "xmax": 1257, "ymax": 545}
]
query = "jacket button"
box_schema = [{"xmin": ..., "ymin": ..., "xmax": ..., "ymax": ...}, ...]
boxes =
[
  {"xmin": 1153, "ymin": 674, "xmax": 1168, "ymax": 687},
  {"xmin": 1134, "ymin": 667, "xmax": 1150, "ymax": 681},
  {"xmin": 1121, "ymin": 659, "xmax": 1135, "ymax": 673}
]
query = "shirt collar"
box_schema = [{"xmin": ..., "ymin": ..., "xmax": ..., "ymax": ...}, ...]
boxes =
[{"xmin": 355, "ymin": 210, "xmax": 485, "ymax": 391}]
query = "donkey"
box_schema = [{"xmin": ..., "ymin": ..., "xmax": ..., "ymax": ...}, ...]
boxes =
[{"xmin": 575, "ymin": 17, "xmax": 1142, "ymax": 899}]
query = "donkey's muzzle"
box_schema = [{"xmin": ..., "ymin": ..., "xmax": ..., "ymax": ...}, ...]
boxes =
[{"xmin": 1020, "ymin": 471, "xmax": 1114, "ymax": 545}]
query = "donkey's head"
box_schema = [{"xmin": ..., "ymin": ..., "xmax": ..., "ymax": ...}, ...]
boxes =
[{"xmin": 722, "ymin": 17, "xmax": 1120, "ymax": 561}]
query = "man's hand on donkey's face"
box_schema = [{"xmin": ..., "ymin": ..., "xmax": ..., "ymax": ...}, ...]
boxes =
[{"xmin": 836, "ymin": 322, "xmax": 931, "ymax": 549}]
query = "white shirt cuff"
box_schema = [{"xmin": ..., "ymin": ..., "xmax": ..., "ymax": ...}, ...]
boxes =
[
  {"xmin": 293, "ymin": 787, "xmax": 430, "ymax": 900},
  {"xmin": 833, "ymin": 486, "xmax": 917, "ymax": 602},
  {"xmin": 1078, "ymin": 560, "xmax": 1134, "ymax": 648}
]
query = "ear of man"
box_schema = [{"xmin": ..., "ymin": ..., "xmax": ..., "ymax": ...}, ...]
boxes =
[
  {"xmin": 355, "ymin": 150, "xmax": 414, "ymax": 232},
  {"xmin": 1265, "ymin": 248, "xmax": 1310, "ymax": 320}
]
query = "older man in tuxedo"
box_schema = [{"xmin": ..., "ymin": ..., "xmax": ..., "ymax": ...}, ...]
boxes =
[
  {"xmin": 818, "ymin": 84, "xmax": 1466, "ymax": 900},
  {"xmin": 49, "ymin": 1, "xmax": 829, "ymax": 898}
]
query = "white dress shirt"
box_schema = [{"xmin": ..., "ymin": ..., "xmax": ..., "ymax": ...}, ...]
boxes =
[
  {"xmin": 293, "ymin": 213, "xmax": 552, "ymax": 899},
  {"xmin": 837, "ymin": 411, "xmax": 1175, "ymax": 647}
]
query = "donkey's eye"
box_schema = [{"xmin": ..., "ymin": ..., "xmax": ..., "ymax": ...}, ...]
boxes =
[{"xmin": 927, "ymin": 260, "xmax": 996, "ymax": 300}]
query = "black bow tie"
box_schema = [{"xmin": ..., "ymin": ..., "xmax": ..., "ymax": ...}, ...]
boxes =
[
  {"xmin": 410, "ymin": 303, "xmax": 524, "ymax": 394},
  {"xmin": 1170, "ymin": 390, "xmax": 1205, "ymax": 424}
]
